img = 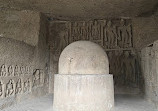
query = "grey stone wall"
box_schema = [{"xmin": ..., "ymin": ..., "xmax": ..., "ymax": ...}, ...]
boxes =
[
  {"xmin": 141, "ymin": 40, "xmax": 158, "ymax": 108},
  {"xmin": 0, "ymin": 11, "xmax": 49, "ymax": 109},
  {"xmin": 0, "ymin": 10, "xmax": 40, "ymax": 46},
  {"xmin": 133, "ymin": 17, "xmax": 158, "ymax": 50}
]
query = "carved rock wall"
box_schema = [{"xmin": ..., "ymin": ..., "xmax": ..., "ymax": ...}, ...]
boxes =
[
  {"xmin": 141, "ymin": 41, "xmax": 158, "ymax": 108},
  {"xmin": 49, "ymin": 19, "xmax": 141, "ymax": 94},
  {"xmin": 0, "ymin": 10, "xmax": 40, "ymax": 46},
  {"xmin": 0, "ymin": 11, "xmax": 49, "ymax": 109},
  {"xmin": 133, "ymin": 17, "xmax": 158, "ymax": 50}
]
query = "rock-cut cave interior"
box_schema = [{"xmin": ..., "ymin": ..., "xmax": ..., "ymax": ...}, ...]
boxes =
[{"xmin": 0, "ymin": 0, "xmax": 158, "ymax": 111}]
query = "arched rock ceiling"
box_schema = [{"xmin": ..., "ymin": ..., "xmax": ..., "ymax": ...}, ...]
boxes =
[{"xmin": 1, "ymin": 0, "xmax": 158, "ymax": 20}]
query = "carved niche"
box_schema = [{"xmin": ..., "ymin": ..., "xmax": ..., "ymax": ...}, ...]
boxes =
[
  {"xmin": 23, "ymin": 78, "xmax": 30, "ymax": 93},
  {"xmin": 20, "ymin": 66, "xmax": 25, "ymax": 75},
  {"xmin": 5, "ymin": 79, "xmax": 14, "ymax": 97},
  {"xmin": 15, "ymin": 79, "xmax": 22, "ymax": 94},
  {"xmin": 0, "ymin": 65, "xmax": 7, "ymax": 77},
  {"xmin": 8, "ymin": 65, "xmax": 14, "ymax": 76},
  {"xmin": 32, "ymin": 69, "xmax": 45, "ymax": 88},
  {"xmin": 14, "ymin": 65, "xmax": 19, "ymax": 76},
  {"xmin": 117, "ymin": 19, "xmax": 132, "ymax": 48}
]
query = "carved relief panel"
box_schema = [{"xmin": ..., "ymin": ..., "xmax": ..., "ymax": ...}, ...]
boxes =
[
  {"xmin": 32, "ymin": 69, "xmax": 45, "ymax": 88},
  {"xmin": 50, "ymin": 19, "xmax": 133, "ymax": 55},
  {"xmin": 49, "ymin": 19, "xmax": 138, "ymax": 87},
  {"xmin": 0, "ymin": 64, "xmax": 46, "ymax": 99},
  {"xmin": 107, "ymin": 50, "xmax": 140, "ymax": 87}
]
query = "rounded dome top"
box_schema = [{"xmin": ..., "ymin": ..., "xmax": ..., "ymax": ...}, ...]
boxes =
[{"xmin": 58, "ymin": 41, "xmax": 109, "ymax": 74}]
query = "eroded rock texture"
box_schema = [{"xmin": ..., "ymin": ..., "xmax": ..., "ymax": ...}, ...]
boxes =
[
  {"xmin": 141, "ymin": 40, "xmax": 158, "ymax": 108},
  {"xmin": 1, "ymin": 0, "xmax": 158, "ymax": 20},
  {"xmin": 0, "ymin": 11, "xmax": 49, "ymax": 110}
]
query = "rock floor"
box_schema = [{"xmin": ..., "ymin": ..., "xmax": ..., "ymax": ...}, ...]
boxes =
[{"xmin": 2, "ymin": 94, "xmax": 157, "ymax": 111}]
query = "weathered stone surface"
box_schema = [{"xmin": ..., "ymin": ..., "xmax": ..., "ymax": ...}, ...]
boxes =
[
  {"xmin": 53, "ymin": 74, "xmax": 114, "ymax": 111},
  {"xmin": 1, "ymin": 0, "xmax": 158, "ymax": 20},
  {"xmin": 0, "ymin": 10, "xmax": 40, "ymax": 46},
  {"xmin": 133, "ymin": 17, "xmax": 158, "ymax": 50},
  {"xmin": 0, "ymin": 11, "xmax": 49, "ymax": 109},
  {"xmin": 59, "ymin": 41, "xmax": 109, "ymax": 74},
  {"xmin": 141, "ymin": 41, "xmax": 158, "ymax": 108}
]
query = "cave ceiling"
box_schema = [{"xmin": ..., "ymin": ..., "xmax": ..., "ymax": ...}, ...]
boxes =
[{"xmin": 1, "ymin": 0, "xmax": 158, "ymax": 20}]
